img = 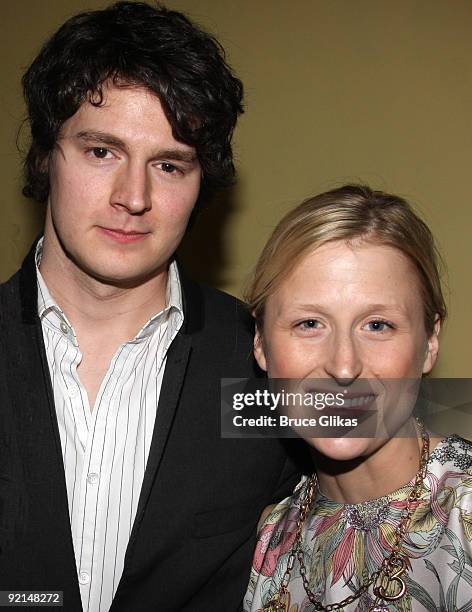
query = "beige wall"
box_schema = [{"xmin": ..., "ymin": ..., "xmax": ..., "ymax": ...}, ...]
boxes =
[{"xmin": 1, "ymin": 0, "xmax": 471, "ymax": 378}]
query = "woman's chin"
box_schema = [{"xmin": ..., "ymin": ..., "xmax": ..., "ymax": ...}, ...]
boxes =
[{"xmin": 306, "ymin": 437, "xmax": 378, "ymax": 462}]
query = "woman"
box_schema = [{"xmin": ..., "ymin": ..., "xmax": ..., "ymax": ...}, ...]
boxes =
[{"xmin": 244, "ymin": 185, "xmax": 472, "ymax": 611}]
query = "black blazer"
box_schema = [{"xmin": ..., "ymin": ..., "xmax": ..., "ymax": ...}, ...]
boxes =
[{"xmin": 0, "ymin": 245, "xmax": 304, "ymax": 611}]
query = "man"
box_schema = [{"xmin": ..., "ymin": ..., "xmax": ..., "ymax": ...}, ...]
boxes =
[{"xmin": 0, "ymin": 3, "xmax": 302, "ymax": 611}]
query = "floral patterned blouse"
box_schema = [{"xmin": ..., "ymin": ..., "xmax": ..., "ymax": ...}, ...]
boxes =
[{"xmin": 244, "ymin": 435, "xmax": 472, "ymax": 611}]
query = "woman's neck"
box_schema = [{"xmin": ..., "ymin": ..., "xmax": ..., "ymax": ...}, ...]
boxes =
[{"xmin": 312, "ymin": 424, "xmax": 441, "ymax": 505}]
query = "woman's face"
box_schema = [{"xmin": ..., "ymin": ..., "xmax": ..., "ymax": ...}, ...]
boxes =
[{"xmin": 254, "ymin": 240, "xmax": 440, "ymax": 460}]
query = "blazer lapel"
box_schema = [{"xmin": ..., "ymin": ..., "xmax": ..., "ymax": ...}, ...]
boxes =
[
  {"xmin": 1, "ymin": 244, "xmax": 79, "ymax": 598},
  {"xmin": 126, "ymin": 261, "xmax": 203, "ymax": 548},
  {"xmin": 9, "ymin": 242, "xmax": 68, "ymax": 483},
  {"xmin": 128, "ymin": 332, "xmax": 192, "ymax": 548}
]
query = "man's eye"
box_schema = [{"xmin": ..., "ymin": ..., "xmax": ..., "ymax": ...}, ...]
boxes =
[
  {"xmin": 160, "ymin": 162, "xmax": 178, "ymax": 173},
  {"xmin": 91, "ymin": 147, "xmax": 111, "ymax": 159}
]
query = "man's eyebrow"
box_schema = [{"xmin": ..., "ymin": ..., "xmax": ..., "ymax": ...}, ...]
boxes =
[
  {"xmin": 155, "ymin": 149, "xmax": 198, "ymax": 163},
  {"xmin": 74, "ymin": 130, "xmax": 197, "ymax": 163},
  {"xmin": 75, "ymin": 130, "xmax": 127, "ymax": 149}
]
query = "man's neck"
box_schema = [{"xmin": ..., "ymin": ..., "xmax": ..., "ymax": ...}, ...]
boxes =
[{"xmin": 39, "ymin": 237, "xmax": 168, "ymax": 347}]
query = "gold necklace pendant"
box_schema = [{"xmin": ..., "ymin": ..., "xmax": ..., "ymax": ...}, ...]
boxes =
[
  {"xmin": 373, "ymin": 557, "xmax": 407, "ymax": 601},
  {"xmin": 260, "ymin": 589, "xmax": 291, "ymax": 612},
  {"xmin": 260, "ymin": 422, "xmax": 429, "ymax": 612}
]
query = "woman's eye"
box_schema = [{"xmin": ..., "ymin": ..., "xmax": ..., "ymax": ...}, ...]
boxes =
[
  {"xmin": 364, "ymin": 320, "xmax": 393, "ymax": 332},
  {"xmin": 298, "ymin": 319, "xmax": 320, "ymax": 330}
]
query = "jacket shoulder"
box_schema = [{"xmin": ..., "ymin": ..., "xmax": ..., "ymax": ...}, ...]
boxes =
[
  {"xmin": 193, "ymin": 282, "xmax": 255, "ymax": 341},
  {"xmin": 198, "ymin": 282, "xmax": 252, "ymax": 320},
  {"xmin": 184, "ymin": 281, "xmax": 260, "ymax": 375},
  {"xmin": 0, "ymin": 269, "xmax": 22, "ymax": 321}
]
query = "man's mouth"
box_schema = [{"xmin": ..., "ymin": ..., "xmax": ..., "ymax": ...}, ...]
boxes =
[{"xmin": 98, "ymin": 227, "xmax": 150, "ymax": 243}]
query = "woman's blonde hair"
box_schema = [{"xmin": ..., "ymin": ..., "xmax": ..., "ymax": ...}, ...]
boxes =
[{"xmin": 245, "ymin": 184, "xmax": 447, "ymax": 335}]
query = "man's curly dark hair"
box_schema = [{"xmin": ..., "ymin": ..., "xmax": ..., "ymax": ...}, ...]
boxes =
[{"xmin": 21, "ymin": 1, "xmax": 244, "ymax": 205}]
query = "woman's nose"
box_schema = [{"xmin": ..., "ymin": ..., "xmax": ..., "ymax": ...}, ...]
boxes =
[{"xmin": 323, "ymin": 332, "xmax": 363, "ymax": 385}]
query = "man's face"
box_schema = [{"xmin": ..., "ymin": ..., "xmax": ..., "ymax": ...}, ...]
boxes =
[{"xmin": 44, "ymin": 83, "xmax": 201, "ymax": 286}]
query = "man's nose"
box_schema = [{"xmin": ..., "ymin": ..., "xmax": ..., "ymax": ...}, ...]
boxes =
[
  {"xmin": 111, "ymin": 162, "xmax": 152, "ymax": 214},
  {"xmin": 323, "ymin": 331, "xmax": 363, "ymax": 385}
]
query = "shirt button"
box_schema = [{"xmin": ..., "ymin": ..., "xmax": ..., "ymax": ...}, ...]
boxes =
[
  {"xmin": 78, "ymin": 571, "xmax": 90, "ymax": 585},
  {"xmin": 87, "ymin": 472, "xmax": 99, "ymax": 485},
  {"xmin": 68, "ymin": 387, "xmax": 78, "ymax": 398},
  {"xmin": 60, "ymin": 322, "xmax": 69, "ymax": 335}
]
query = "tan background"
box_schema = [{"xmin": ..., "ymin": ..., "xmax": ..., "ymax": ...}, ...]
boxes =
[{"xmin": 1, "ymin": 0, "xmax": 471, "ymax": 379}]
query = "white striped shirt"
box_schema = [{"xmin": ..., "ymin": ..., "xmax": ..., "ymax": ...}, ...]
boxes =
[{"xmin": 36, "ymin": 241, "xmax": 183, "ymax": 612}]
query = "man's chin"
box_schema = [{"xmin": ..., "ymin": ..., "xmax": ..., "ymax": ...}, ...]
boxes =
[
  {"xmin": 68, "ymin": 257, "xmax": 169, "ymax": 290},
  {"xmin": 90, "ymin": 267, "xmax": 167, "ymax": 289}
]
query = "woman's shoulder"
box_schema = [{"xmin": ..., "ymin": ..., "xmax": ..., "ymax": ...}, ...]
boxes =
[
  {"xmin": 426, "ymin": 434, "xmax": 472, "ymax": 528},
  {"xmin": 244, "ymin": 476, "xmax": 308, "ymax": 610},
  {"xmin": 428, "ymin": 434, "xmax": 472, "ymax": 476},
  {"xmin": 255, "ymin": 475, "xmax": 308, "ymax": 539}
]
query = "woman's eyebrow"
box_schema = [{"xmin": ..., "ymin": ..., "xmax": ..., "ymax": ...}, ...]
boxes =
[{"xmin": 289, "ymin": 302, "xmax": 407, "ymax": 313}]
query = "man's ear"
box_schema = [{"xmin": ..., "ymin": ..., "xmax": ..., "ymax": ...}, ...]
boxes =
[
  {"xmin": 423, "ymin": 317, "xmax": 441, "ymax": 374},
  {"xmin": 254, "ymin": 325, "xmax": 267, "ymax": 372}
]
